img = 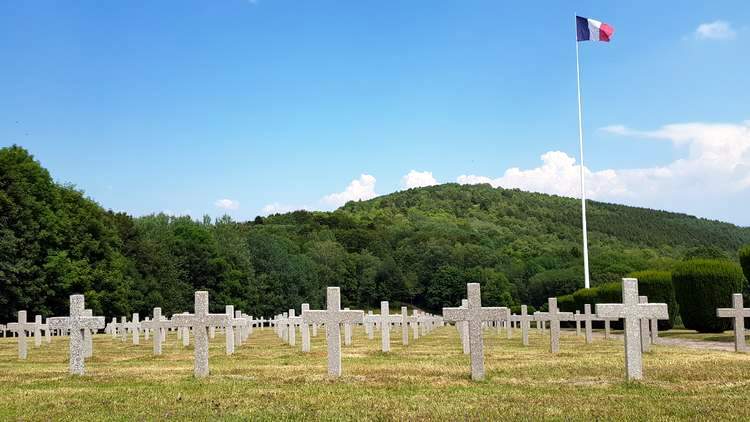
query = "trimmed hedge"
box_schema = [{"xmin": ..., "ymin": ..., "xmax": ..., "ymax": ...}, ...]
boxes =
[
  {"xmin": 673, "ymin": 259, "xmax": 746, "ymax": 333},
  {"xmin": 740, "ymin": 245, "xmax": 750, "ymax": 284},
  {"xmin": 510, "ymin": 304, "xmax": 536, "ymax": 315},
  {"xmin": 628, "ymin": 270, "xmax": 678, "ymax": 329},
  {"xmin": 557, "ymin": 295, "xmax": 575, "ymax": 313}
]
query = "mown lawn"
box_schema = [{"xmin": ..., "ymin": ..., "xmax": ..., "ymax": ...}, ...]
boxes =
[
  {"xmin": 1, "ymin": 326, "xmax": 749, "ymax": 421},
  {"xmin": 659, "ymin": 329, "xmax": 749, "ymax": 343}
]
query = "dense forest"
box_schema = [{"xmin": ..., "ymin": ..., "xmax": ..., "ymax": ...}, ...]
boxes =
[{"xmin": 2, "ymin": 145, "xmax": 749, "ymax": 321}]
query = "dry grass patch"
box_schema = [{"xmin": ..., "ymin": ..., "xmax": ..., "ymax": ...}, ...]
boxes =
[{"xmin": 1, "ymin": 326, "xmax": 749, "ymax": 420}]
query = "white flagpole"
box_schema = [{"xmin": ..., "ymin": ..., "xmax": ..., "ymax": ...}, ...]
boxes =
[{"xmin": 575, "ymin": 15, "xmax": 591, "ymax": 289}]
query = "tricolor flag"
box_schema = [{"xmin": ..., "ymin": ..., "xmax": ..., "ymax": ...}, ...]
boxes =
[{"xmin": 576, "ymin": 16, "xmax": 614, "ymax": 42}]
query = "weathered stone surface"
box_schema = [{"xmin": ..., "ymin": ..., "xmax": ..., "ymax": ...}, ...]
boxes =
[
  {"xmin": 717, "ymin": 293, "xmax": 750, "ymax": 352},
  {"xmin": 639, "ymin": 296, "xmax": 651, "ymax": 353},
  {"xmin": 573, "ymin": 304, "xmax": 599, "ymax": 344},
  {"xmin": 574, "ymin": 311, "xmax": 581, "ymax": 336},
  {"xmin": 443, "ymin": 283, "xmax": 509, "ymax": 381},
  {"xmin": 401, "ymin": 306, "xmax": 411, "ymax": 346},
  {"xmin": 597, "ymin": 278, "xmax": 668, "ymax": 381},
  {"xmin": 8, "ymin": 311, "xmax": 36, "ymax": 360},
  {"xmin": 33, "ymin": 315, "xmax": 43, "ymax": 348},
  {"xmin": 379, "ymin": 301, "xmax": 402, "ymax": 352},
  {"xmin": 172, "ymin": 291, "xmax": 230, "ymax": 378},
  {"xmin": 300, "ymin": 304, "xmax": 311, "ymax": 352},
  {"xmin": 534, "ymin": 298, "xmax": 574, "ymax": 353},
  {"xmin": 130, "ymin": 313, "xmax": 141, "ymax": 345},
  {"xmin": 142, "ymin": 308, "xmax": 172, "ymax": 356},
  {"xmin": 301, "ymin": 287, "xmax": 364, "ymax": 378},
  {"xmin": 515, "ymin": 305, "xmax": 534, "ymax": 346},
  {"xmin": 48, "ymin": 295, "xmax": 105, "ymax": 375},
  {"xmin": 83, "ymin": 310, "xmax": 94, "ymax": 358},
  {"xmin": 343, "ymin": 308, "xmax": 353, "ymax": 346},
  {"xmin": 225, "ymin": 305, "xmax": 236, "ymax": 355}
]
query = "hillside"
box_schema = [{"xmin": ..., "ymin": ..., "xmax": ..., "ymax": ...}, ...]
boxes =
[{"xmin": 2, "ymin": 145, "xmax": 749, "ymax": 321}]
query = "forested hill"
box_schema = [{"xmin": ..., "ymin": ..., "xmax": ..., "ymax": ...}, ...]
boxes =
[{"xmin": 2, "ymin": 145, "xmax": 749, "ymax": 321}]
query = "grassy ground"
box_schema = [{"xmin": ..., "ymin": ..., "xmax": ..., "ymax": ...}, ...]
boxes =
[
  {"xmin": 658, "ymin": 329, "xmax": 749, "ymax": 343},
  {"xmin": 1, "ymin": 326, "xmax": 749, "ymax": 421}
]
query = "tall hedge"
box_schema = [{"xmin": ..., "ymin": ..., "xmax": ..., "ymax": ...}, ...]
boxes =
[
  {"xmin": 672, "ymin": 259, "xmax": 746, "ymax": 333},
  {"xmin": 628, "ymin": 270, "xmax": 678, "ymax": 329},
  {"xmin": 740, "ymin": 245, "xmax": 750, "ymax": 285}
]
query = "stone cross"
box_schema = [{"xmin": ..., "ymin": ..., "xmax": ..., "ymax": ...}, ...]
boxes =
[
  {"xmin": 459, "ymin": 299, "xmax": 470, "ymax": 355},
  {"xmin": 343, "ymin": 307, "xmax": 353, "ymax": 346},
  {"xmin": 8, "ymin": 311, "xmax": 37, "ymax": 359},
  {"xmin": 365, "ymin": 311, "xmax": 375, "ymax": 340},
  {"xmin": 83, "ymin": 309, "xmax": 94, "ymax": 358},
  {"xmin": 120, "ymin": 316, "xmax": 128, "ymax": 342},
  {"xmin": 574, "ymin": 311, "xmax": 582, "ymax": 336},
  {"xmin": 34, "ymin": 315, "xmax": 43, "ymax": 348},
  {"xmin": 443, "ymin": 283, "xmax": 509, "ymax": 381},
  {"xmin": 400, "ymin": 306, "xmax": 412, "ymax": 346},
  {"xmin": 301, "ymin": 287, "xmax": 364, "ymax": 378},
  {"xmin": 515, "ymin": 305, "xmax": 534, "ymax": 346},
  {"xmin": 225, "ymin": 305, "xmax": 236, "ymax": 355},
  {"xmin": 48, "ymin": 295, "xmax": 105, "ymax": 375},
  {"xmin": 300, "ymin": 304, "xmax": 311, "ymax": 352},
  {"xmin": 129, "ymin": 313, "xmax": 141, "ymax": 345},
  {"xmin": 596, "ymin": 278, "xmax": 668, "ymax": 381},
  {"xmin": 288, "ymin": 309, "xmax": 299, "ymax": 347},
  {"xmin": 234, "ymin": 311, "xmax": 247, "ymax": 347},
  {"xmin": 411, "ymin": 310, "xmax": 420, "ymax": 340},
  {"xmin": 536, "ymin": 298, "xmax": 574, "ymax": 353},
  {"xmin": 178, "ymin": 313, "xmax": 190, "ymax": 346},
  {"xmin": 172, "ymin": 291, "xmax": 230, "ymax": 378},
  {"xmin": 379, "ymin": 301, "xmax": 402, "ymax": 352},
  {"xmin": 141, "ymin": 307, "xmax": 172, "ymax": 355},
  {"xmin": 717, "ymin": 293, "xmax": 750, "ymax": 352},
  {"xmin": 143, "ymin": 317, "xmax": 150, "ymax": 341},
  {"xmin": 639, "ymin": 296, "xmax": 652, "ymax": 353},
  {"xmin": 575, "ymin": 304, "xmax": 598, "ymax": 344}
]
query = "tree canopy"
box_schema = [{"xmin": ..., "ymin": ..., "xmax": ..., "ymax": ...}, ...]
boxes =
[{"xmin": 2, "ymin": 145, "xmax": 749, "ymax": 320}]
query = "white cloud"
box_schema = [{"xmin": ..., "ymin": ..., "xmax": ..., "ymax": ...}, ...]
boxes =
[
  {"xmin": 322, "ymin": 174, "xmax": 378, "ymax": 207},
  {"xmin": 695, "ymin": 20, "xmax": 736, "ymax": 40},
  {"xmin": 402, "ymin": 170, "xmax": 438, "ymax": 189},
  {"xmin": 214, "ymin": 198, "xmax": 240, "ymax": 211},
  {"xmin": 260, "ymin": 203, "xmax": 310, "ymax": 215},
  {"xmin": 458, "ymin": 121, "xmax": 750, "ymax": 222}
]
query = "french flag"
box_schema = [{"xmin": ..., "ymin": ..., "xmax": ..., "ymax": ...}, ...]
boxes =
[{"xmin": 576, "ymin": 16, "xmax": 614, "ymax": 42}]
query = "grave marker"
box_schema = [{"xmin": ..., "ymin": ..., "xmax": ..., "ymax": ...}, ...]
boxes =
[
  {"xmin": 172, "ymin": 291, "xmax": 230, "ymax": 378},
  {"xmin": 48, "ymin": 295, "xmax": 105, "ymax": 375},
  {"xmin": 443, "ymin": 283, "xmax": 509, "ymax": 381},
  {"xmin": 301, "ymin": 287, "xmax": 364, "ymax": 378},
  {"xmin": 717, "ymin": 293, "xmax": 750, "ymax": 352},
  {"xmin": 596, "ymin": 278, "xmax": 668, "ymax": 381}
]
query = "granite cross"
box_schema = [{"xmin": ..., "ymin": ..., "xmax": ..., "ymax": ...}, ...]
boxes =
[
  {"xmin": 379, "ymin": 301, "xmax": 402, "ymax": 352},
  {"xmin": 8, "ymin": 311, "xmax": 37, "ymax": 359},
  {"xmin": 343, "ymin": 308, "xmax": 353, "ymax": 346},
  {"xmin": 596, "ymin": 278, "xmax": 668, "ymax": 381},
  {"xmin": 287, "ymin": 309, "xmax": 299, "ymax": 347},
  {"xmin": 536, "ymin": 298, "xmax": 574, "ymax": 354},
  {"xmin": 639, "ymin": 296, "xmax": 652, "ymax": 353},
  {"xmin": 443, "ymin": 283, "xmax": 509, "ymax": 381},
  {"xmin": 400, "ymin": 306, "xmax": 413, "ymax": 346},
  {"xmin": 301, "ymin": 287, "xmax": 364, "ymax": 378},
  {"xmin": 575, "ymin": 304, "xmax": 598, "ymax": 344},
  {"xmin": 717, "ymin": 293, "xmax": 750, "ymax": 352},
  {"xmin": 33, "ymin": 315, "xmax": 43, "ymax": 348},
  {"xmin": 300, "ymin": 304, "xmax": 311, "ymax": 352},
  {"xmin": 225, "ymin": 305, "xmax": 236, "ymax": 355},
  {"xmin": 515, "ymin": 305, "xmax": 534, "ymax": 346},
  {"xmin": 141, "ymin": 307, "xmax": 173, "ymax": 355},
  {"xmin": 48, "ymin": 295, "xmax": 105, "ymax": 375},
  {"xmin": 128, "ymin": 313, "xmax": 141, "ymax": 345},
  {"xmin": 172, "ymin": 291, "xmax": 230, "ymax": 378}
]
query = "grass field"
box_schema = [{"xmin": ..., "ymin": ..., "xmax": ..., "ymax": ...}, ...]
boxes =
[{"xmin": 1, "ymin": 326, "xmax": 749, "ymax": 421}]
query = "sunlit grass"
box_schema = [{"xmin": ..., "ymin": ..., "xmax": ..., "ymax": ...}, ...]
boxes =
[{"xmin": 1, "ymin": 326, "xmax": 749, "ymax": 420}]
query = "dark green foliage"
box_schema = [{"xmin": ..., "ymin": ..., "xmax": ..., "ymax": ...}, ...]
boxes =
[
  {"xmin": 629, "ymin": 270, "xmax": 678, "ymax": 329},
  {"xmin": 2, "ymin": 145, "xmax": 750, "ymax": 320},
  {"xmin": 740, "ymin": 245, "xmax": 750, "ymax": 288},
  {"xmin": 557, "ymin": 295, "xmax": 575, "ymax": 313},
  {"xmin": 673, "ymin": 260, "xmax": 747, "ymax": 333}
]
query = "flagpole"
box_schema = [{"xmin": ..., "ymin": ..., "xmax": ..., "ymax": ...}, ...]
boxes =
[{"xmin": 575, "ymin": 15, "xmax": 591, "ymax": 289}]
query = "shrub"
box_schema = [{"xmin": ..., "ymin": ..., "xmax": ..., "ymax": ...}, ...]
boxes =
[
  {"xmin": 740, "ymin": 245, "xmax": 750, "ymax": 285},
  {"xmin": 557, "ymin": 294, "xmax": 575, "ymax": 313},
  {"xmin": 595, "ymin": 282, "xmax": 622, "ymax": 304},
  {"xmin": 628, "ymin": 270, "xmax": 678, "ymax": 329},
  {"xmin": 572, "ymin": 287, "xmax": 599, "ymax": 311},
  {"xmin": 672, "ymin": 259, "xmax": 746, "ymax": 333},
  {"xmin": 510, "ymin": 304, "xmax": 536, "ymax": 315}
]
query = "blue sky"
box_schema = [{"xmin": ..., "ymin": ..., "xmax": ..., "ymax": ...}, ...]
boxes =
[{"xmin": 2, "ymin": 1, "xmax": 749, "ymax": 225}]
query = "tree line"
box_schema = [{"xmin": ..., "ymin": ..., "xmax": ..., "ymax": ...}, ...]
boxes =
[{"xmin": 2, "ymin": 145, "xmax": 749, "ymax": 321}]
